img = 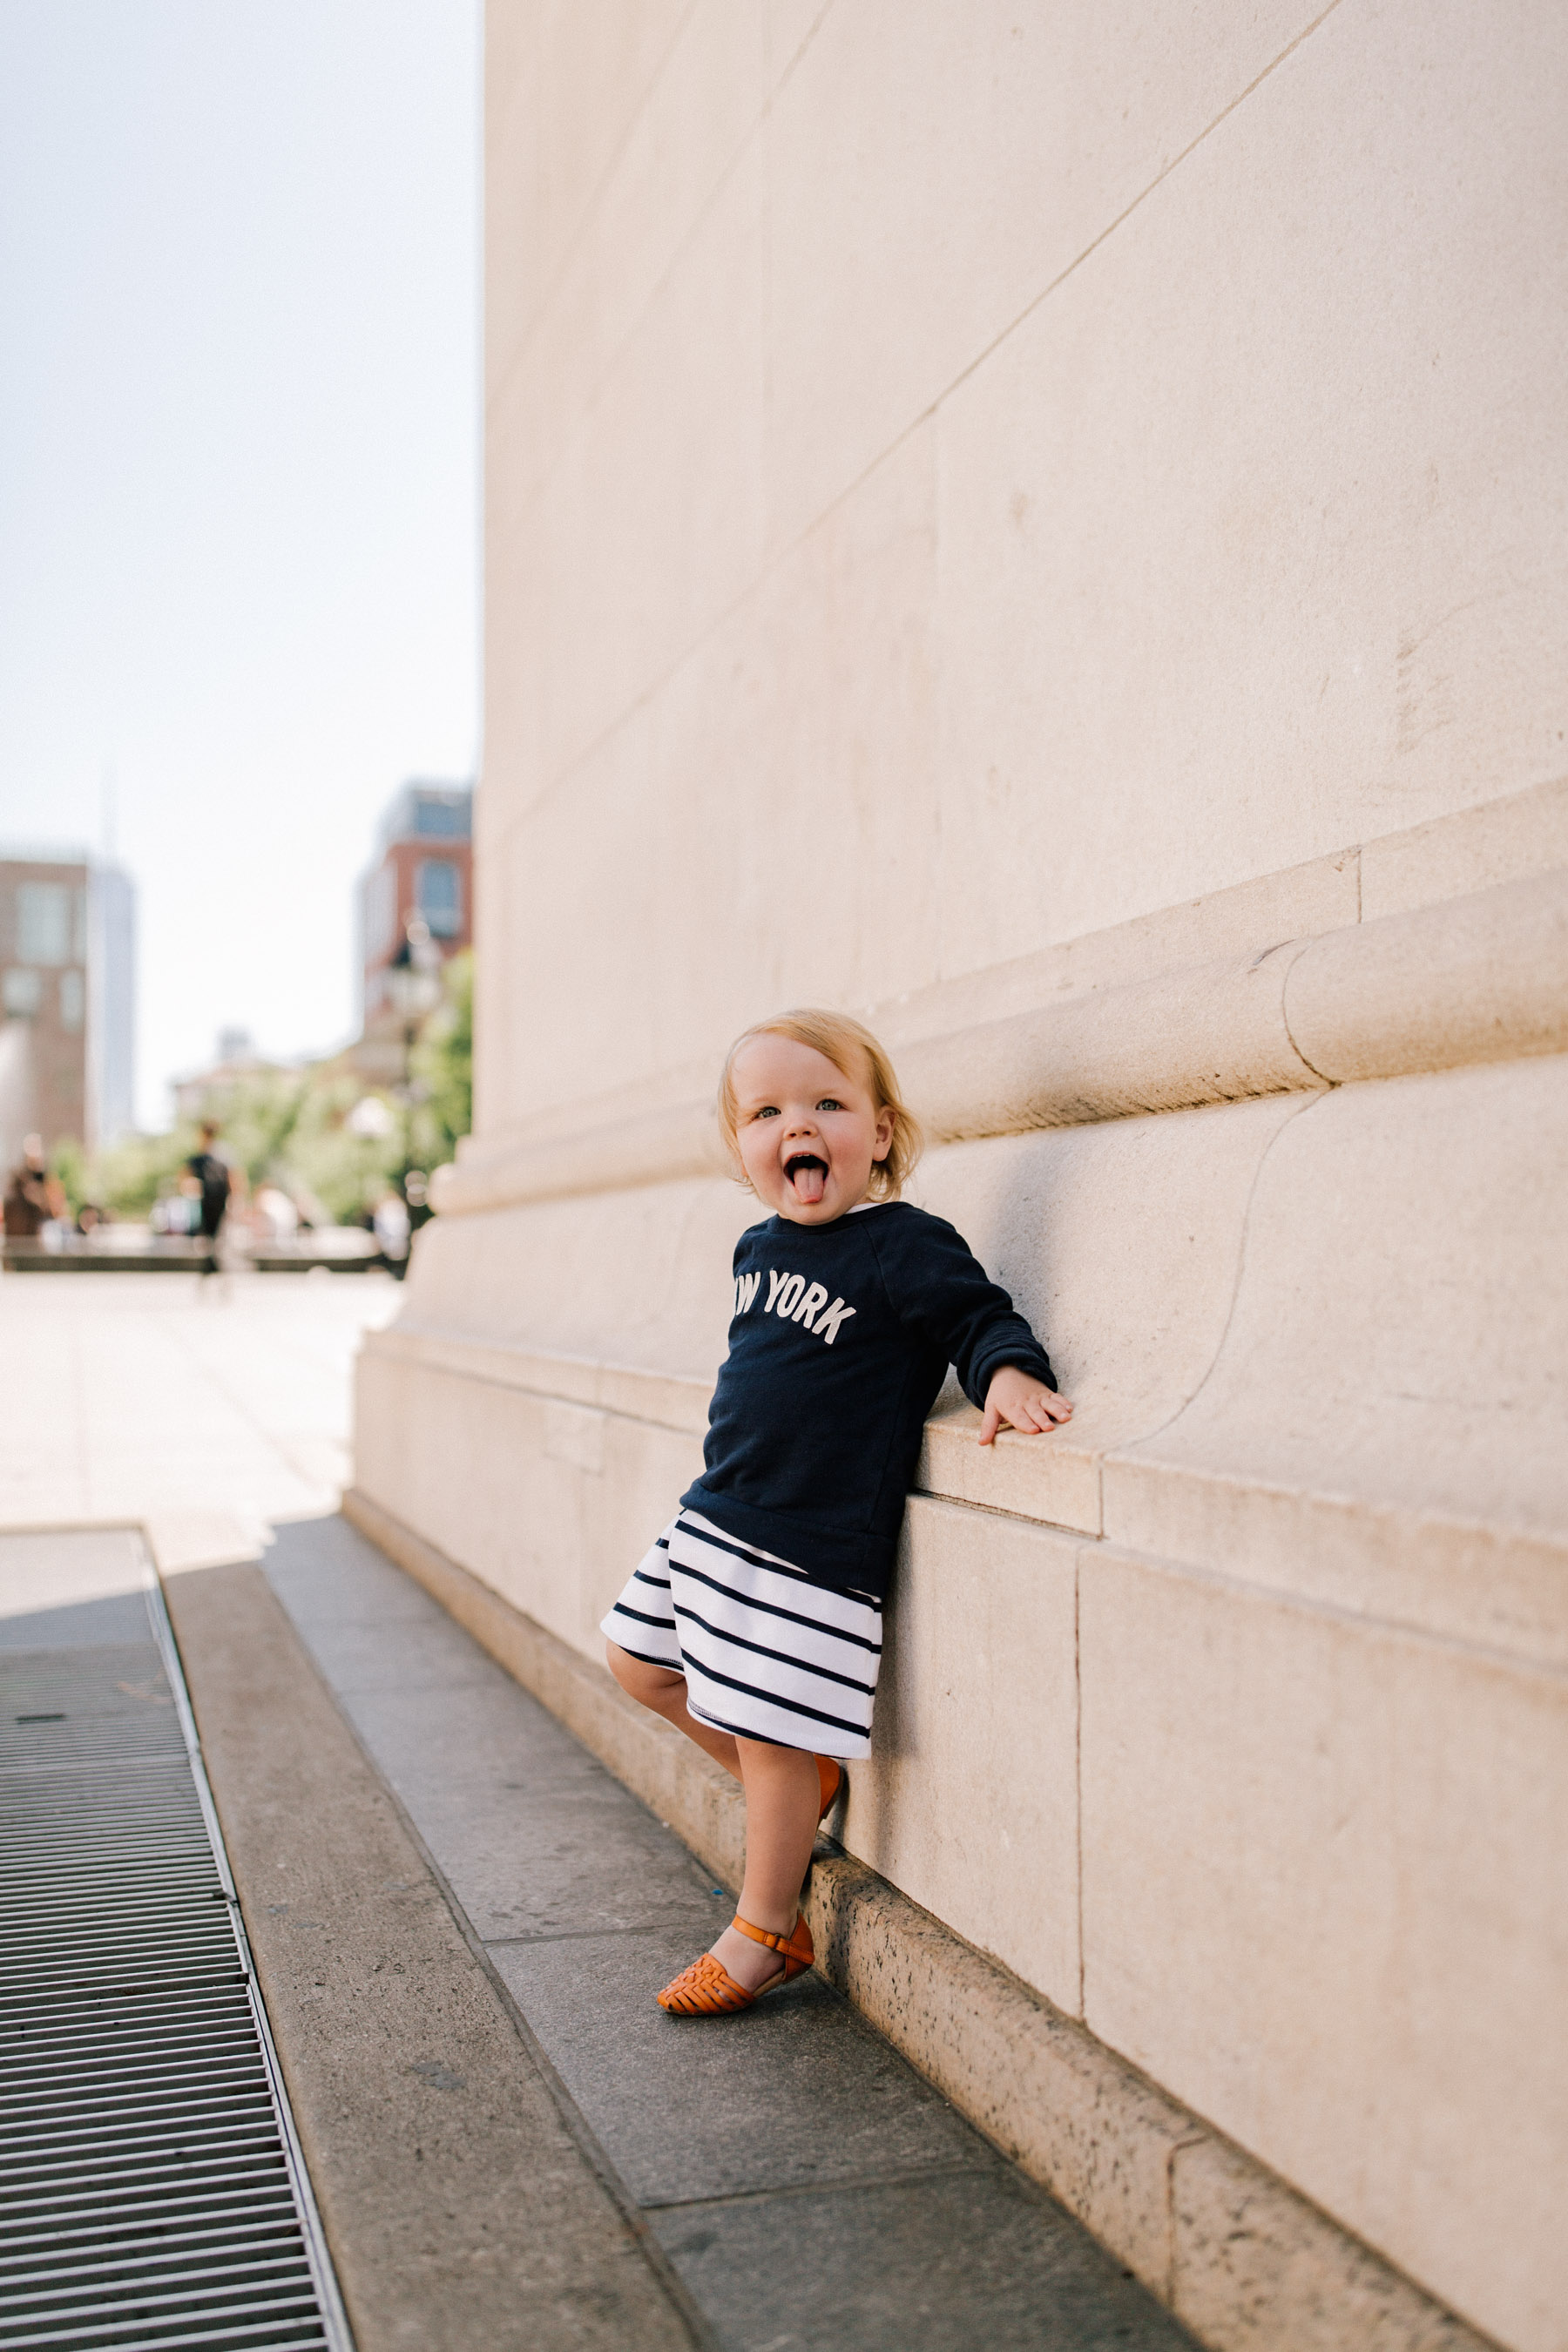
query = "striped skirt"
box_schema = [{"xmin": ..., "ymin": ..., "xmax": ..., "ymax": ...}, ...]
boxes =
[{"xmin": 600, "ymin": 1509, "xmax": 882, "ymax": 1760}]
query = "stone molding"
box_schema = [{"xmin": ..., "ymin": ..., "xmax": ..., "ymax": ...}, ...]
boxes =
[
  {"xmin": 431, "ymin": 862, "xmax": 1568, "ymax": 1218},
  {"xmin": 359, "ymin": 1323, "xmax": 1568, "ymax": 1673},
  {"xmin": 340, "ymin": 1485, "xmax": 1499, "ymax": 2352}
]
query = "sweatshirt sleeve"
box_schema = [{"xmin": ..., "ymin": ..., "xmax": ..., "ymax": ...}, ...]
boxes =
[{"xmin": 876, "ymin": 1213, "xmax": 1057, "ymax": 1408}]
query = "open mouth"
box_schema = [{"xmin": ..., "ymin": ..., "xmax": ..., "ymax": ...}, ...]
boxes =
[{"xmin": 783, "ymin": 1152, "xmax": 828, "ymax": 1206}]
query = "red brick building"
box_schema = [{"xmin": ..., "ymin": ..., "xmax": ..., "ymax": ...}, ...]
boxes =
[
  {"xmin": 355, "ymin": 785, "xmax": 472, "ymax": 1086},
  {"xmin": 357, "ymin": 783, "xmax": 472, "ymax": 1068}
]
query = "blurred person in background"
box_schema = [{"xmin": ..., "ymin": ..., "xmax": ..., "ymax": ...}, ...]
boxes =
[
  {"xmin": 253, "ymin": 1184, "xmax": 300, "ymax": 1243},
  {"xmin": 403, "ymin": 1168, "xmax": 435, "ymax": 1233},
  {"xmin": 186, "ymin": 1119, "xmax": 247, "ymax": 1272},
  {"xmin": 152, "ymin": 1189, "xmax": 193, "ymax": 1236},
  {"xmin": 372, "ymin": 1185, "xmax": 410, "ymax": 1279},
  {"xmin": 3, "ymin": 1134, "xmax": 65, "ymax": 1240}
]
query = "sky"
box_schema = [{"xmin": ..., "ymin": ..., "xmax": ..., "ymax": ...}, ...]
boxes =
[{"xmin": 0, "ymin": 0, "xmax": 480, "ymax": 1127}]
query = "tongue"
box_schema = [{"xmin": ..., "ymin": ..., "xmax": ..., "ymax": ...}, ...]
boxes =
[{"xmin": 791, "ymin": 1161, "xmax": 826, "ymax": 1205}]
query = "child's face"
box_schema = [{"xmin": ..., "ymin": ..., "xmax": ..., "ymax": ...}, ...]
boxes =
[{"xmin": 729, "ymin": 1034, "xmax": 894, "ymax": 1225}]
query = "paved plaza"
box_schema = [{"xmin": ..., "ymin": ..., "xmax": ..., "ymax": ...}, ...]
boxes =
[
  {"xmin": 0, "ymin": 1270, "xmax": 1193, "ymax": 2348},
  {"xmin": 0, "ymin": 1269, "xmax": 401, "ymax": 1562}
]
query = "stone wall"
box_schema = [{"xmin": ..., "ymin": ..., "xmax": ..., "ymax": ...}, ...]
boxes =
[{"xmin": 355, "ymin": 9, "xmax": 1568, "ymax": 2347}]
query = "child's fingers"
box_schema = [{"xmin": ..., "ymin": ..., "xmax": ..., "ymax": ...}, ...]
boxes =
[
  {"xmin": 981, "ymin": 1389, "xmax": 1074, "ymax": 1444},
  {"xmin": 1013, "ymin": 1393, "xmax": 1074, "ymax": 1434}
]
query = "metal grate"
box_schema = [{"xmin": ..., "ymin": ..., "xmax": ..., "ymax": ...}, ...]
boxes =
[{"xmin": 1, "ymin": 1570, "xmax": 352, "ymax": 2350}]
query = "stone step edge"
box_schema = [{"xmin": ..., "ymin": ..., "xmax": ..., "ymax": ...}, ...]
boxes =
[{"xmin": 340, "ymin": 1484, "xmax": 1500, "ymax": 2352}]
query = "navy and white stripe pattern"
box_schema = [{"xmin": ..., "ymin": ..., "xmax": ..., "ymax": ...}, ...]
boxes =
[{"xmin": 601, "ymin": 1509, "xmax": 882, "ymax": 1759}]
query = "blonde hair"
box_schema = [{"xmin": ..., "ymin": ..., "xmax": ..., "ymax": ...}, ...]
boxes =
[{"xmin": 718, "ymin": 1009, "xmax": 923, "ymax": 1202}]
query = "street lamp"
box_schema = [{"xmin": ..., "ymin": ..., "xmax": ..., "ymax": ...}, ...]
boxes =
[{"xmin": 384, "ymin": 919, "xmax": 443, "ymax": 1099}]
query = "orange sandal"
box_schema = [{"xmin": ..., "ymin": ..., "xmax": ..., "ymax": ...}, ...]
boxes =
[
  {"xmin": 657, "ymin": 1910, "xmax": 814, "ymax": 2015},
  {"xmin": 815, "ymin": 1755, "xmax": 847, "ymax": 1823}
]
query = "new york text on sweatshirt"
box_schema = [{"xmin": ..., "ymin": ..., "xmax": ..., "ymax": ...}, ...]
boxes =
[{"xmin": 682, "ymin": 1201, "xmax": 1055, "ymax": 1600}]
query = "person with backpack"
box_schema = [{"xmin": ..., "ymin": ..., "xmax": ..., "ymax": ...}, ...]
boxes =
[{"xmin": 186, "ymin": 1121, "xmax": 245, "ymax": 1269}]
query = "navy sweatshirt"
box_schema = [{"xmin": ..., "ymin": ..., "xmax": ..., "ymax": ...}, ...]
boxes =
[{"xmin": 680, "ymin": 1201, "xmax": 1056, "ymax": 1600}]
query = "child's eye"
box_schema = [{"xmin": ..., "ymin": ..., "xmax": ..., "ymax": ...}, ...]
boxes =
[
  {"xmin": 753, "ymin": 1105, "xmax": 779, "ymax": 1120},
  {"xmin": 816, "ymin": 1098, "xmax": 843, "ymax": 1112}
]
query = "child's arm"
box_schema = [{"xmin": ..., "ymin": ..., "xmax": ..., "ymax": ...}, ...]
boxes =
[
  {"xmin": 877, "ymin": 1212, "xmax": 1072, "ymax": 1440},
  {"xmin": 978, "ymin": 1362, "xmax": 1072, "ymax": 1445}
]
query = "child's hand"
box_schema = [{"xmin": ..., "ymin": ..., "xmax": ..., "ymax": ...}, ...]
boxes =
[{"xmin": 978, "ymin": 1366, "xmax": 1074, "ymax": 1446}]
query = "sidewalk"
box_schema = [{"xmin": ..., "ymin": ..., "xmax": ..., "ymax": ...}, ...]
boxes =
[
  {"xmin": 0, "ymin": 1272, "xmax": 1193, "ymax": 2348},
  {"xmin": 0, "ymin": 1269, "xmax": 400, "ymax": 1557},
  {"xmin": 257, "ymin": 1511, "xmax": 1193, "ymax": 2349}
]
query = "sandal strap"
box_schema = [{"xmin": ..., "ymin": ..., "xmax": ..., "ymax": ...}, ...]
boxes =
[{"xmin": 732, "ymin": 1911, "xmax": 809, "ymax": 1960}]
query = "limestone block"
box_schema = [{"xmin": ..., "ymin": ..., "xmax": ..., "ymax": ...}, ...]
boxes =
[
  {"xmin": 1078, "ymin": 1546, "xmax": 1568, "ymax": 2352},
  {"xmin": 764, "ymin": 0, "xmax": 827, "ymax": 85},
  {"xmin": 429, "ymin": 1095, "xmax": 722, "ymax": 1218},
  {"xmin": 489, "ymin": 0, "xmax": 693, "ymax": 353},
  {"xmin": 479, "ymin": 417, "xmax": 942, "ymax": 1133},
  {"xmin": 355, "ymin": 1348, "xmax": 703, "ymax": 1665},
  {"xmin": 639, "ymin": 419, "xmax": 942, "ymax": 1032},
  {"xmin": 497, "ymin": 0, "xmax": 768, "ymax": 517},
  {"xmin": 910, "ymin": 1098, "xmax": 1304, "ymax": 1531},
  {"xmin": 1170, "ymin": 2136, "xmax": 1492, "ymax": 2352},
  {"xmin": 808, "ymin": 1851, "xmax": 1202, "ymax": 2298},
  {"xmin": 1103, "ymin": 1055, "xmax": 1568, "ymax": 1665},
  {"xmin": 919, "ymin": 1400, "xmax": 1105, "ymax": 1539},
  {"xmin": 366, "ymin": 1326, "xmax": 709, "ymax": 1445},
  {"xmin": 1284, "ymin": 868, "xmax": 1568, "ymax": 1085},
  {"xmin": 764, "ymin": 0, "xmax": 1317, "ymax": 559},
  {"xmin": 848, "ymin": 1497, "xmax": 1082, "ymax": 2012},
  {"xmin": 529, "ymin": 144, "xmax": 769, "ymax": 788},
  {"xmin": 400, "ymin": 1175, "xmax": 753, "ymax": 1376},
  {"xmin": 483, "ymin": 707, "xmax": 665, "ymax": 1121},
  {"xmin": 933, "ymin": 0, "xmax": 1568, "ymax": 972},
  {"xmin": 439, "ymin": 863, "xmax": 1568, "ymax": 1216},
  {"xmin": 902, "ymin": 942, "xmax": 1316, "ymax": 1138},
  {"xmin": 1359, "ymin": 774, "xmax": 1568, "ymax": 923},
  {"xmin": 874, "ymin": 844, "xmax": 1360, "ymax": 1052},
  {"xmin": 543, "ymin": 1398, "xmax": 605, "ymax": 1477}
]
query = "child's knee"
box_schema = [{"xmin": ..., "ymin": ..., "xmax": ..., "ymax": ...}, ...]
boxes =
[{"xmin": 606, "ymin": 1640, "xmax": 681, "ymax": 1708}]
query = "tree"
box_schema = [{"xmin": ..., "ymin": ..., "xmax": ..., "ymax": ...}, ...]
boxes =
[
  {"xmin": 81, "ymin": 956, "xmax": 473, "ymax": 1226},
  {"xmin": 409, "ymin": 949, "xmax": 472, "ymax": 1171}
]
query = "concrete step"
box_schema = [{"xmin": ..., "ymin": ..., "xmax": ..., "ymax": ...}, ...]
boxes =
[{"xmin": 186, "ymin": 1511, "xmax": 1195, "ymax": 2351}]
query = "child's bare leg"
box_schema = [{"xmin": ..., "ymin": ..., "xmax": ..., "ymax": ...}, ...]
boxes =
[
  {"xmin": 605, "ymin": 1642, "xmax": 741, "ymax": 1781},
  {"xmin": 711, "ymin": 1737, "xmax": 821, "ymax": 1992}
]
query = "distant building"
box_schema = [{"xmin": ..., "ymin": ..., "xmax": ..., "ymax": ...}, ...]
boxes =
[
  {"xmin": 171, "ymin": 1030, "xmax": 271, "ymax": 1126},
  {"xmin": 356, "ymin": 781, "xmax": 472, "ymax": 1078},
  {"xmin": 0, "ymin": 849, "xmax": 136, "ymax": 1167},
  {"xmin": 89, "ymin": 862, "xmax": 137, "ymax": 1148}
]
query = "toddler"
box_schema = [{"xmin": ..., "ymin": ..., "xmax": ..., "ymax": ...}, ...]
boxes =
[{"xmin": 604, "ymin": 1009, "xmax": 1071, "ymax": 2013}]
